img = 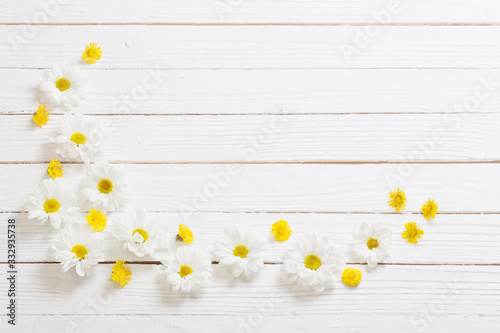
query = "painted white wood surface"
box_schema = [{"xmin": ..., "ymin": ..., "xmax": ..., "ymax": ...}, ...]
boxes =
[
  {"xmin": 1, "ymin": 1, "xmax": 499, "ymax": 332},
  {"xmin": 2, "ymin": 114, "xmax": 499, "ymax": 162},
  {"xmin": 3, "ymin": 69, "xmax": 500, "ymax": 115},
  {"xmin": 2, "ymin": 0, "xmax": 500, "ymax": 24},
  {"xmin": 2, "ymin": 213, "xmax": 499, "ymax": 264},
  {"xmin": 4, "ymin": 26, "xmax": 500, "ymax": 69},
  {"xmin": 1, "ymin": 264, "xmax": 499, "ymax": 316},
  {"xmin": 2, "ymin": 164, "xmax": 500, "ymax": 213}
]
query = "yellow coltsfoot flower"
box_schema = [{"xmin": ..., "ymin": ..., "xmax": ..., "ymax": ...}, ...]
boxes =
[
  {"xmin": 47, "ymin": 159, "xmax": 63, "ymax": 179},
  {"xmin": 388, "ymin": 188, "xmax": 407, "ymax": 212},
  {"xmin": 342, "ymin": 268, "xmax": 362, "ymax": 287},
  {"xmin": 271, "ymin": 219, "xmax": 292, "ymax": 242},
  {"xmin": 82, "ymin": 43, "xmax": 102, "ymax": 64},
  {"xmin": 402, "ymin": 222, "xmax": 424, "ymax": 244},
  {"xmin": 421, "ymin": 199, "xmax": 438, "ymax": 220},
  {"xmin": 33, "ymin": 104, "xmax": 50, "ymax": 128},
  {"xmin": 176, "ymin": 224, "xmax": 194, "ymax": 243},
  {"xmin": 86, "ymin": 209, "xmax": 107, "ymax": 232},
  {"xmin": 110, "ymin": 260, "xmax": 132, "ymax": 287}
]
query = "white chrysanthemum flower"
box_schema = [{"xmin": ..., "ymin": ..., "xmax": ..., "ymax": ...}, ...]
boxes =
[
  {"xmin": 49, "ymin": 113, "xmax": 103, "ymax": 164},
  {"xmin": 49, "ymin": 224, "xmax": 104, "ymax": 277},
  {"xmin": 26, "ymin": 178, "xmax": 79, "ymax": 229},
  {"xmin": 159, "ymin": 246, "xmax": 212, "ymax": 298},
  {"xmin": 214, "ymin": 227, "xmax": 265, "ymax": 280},
  {"xmin": 110, "ymin": 209, "xmax": 168, "ymax": 258},
  {"xmin": 79, "ymin": 161, "xmax": 130, "ymax": 211},
  {"xmin": 282, "ymin": 233, "xmax": 344, "ymax": 292},
  {"xmin": 350, "ymin": 222, "xmax": 391, "ymax": 268},
  {"xmin": 40, "ymin": 64, "xmax": 86, "ymax": 111}
]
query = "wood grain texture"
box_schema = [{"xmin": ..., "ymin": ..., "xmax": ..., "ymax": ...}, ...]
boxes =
[
  {"xmin": 4, "ymin": 26, "xmax": 500, "ymax": 69},
  {"xmin": 3, "ymin": 68, "xmax": 500, "ymax": 115},
  {"xmin": 0, "ymin": 264, "xmax": 498, "ymax": 316},
  {"xmin": 3, "ymin": 164, "xmax": 500, "ymax": 213},
  {"xmin": 3, "ymin": 315, "xmax": 500, "ymax": 333},
  {"xmin": 2, "ymin": 0, "xmax": 500, "ymax": 24},
  {"xmin": 2, "ymin": 213, "xmax": 499, "ymax": 264},
  {"xmin": 2, "ymin": 114, "xmax": 500, "ymax": 162}
]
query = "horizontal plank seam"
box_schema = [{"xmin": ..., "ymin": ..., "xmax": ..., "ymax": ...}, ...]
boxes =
[
  {"xmin": 1, "ymin": 261, "xmax": 499, "ymax": 266},
  {"xmin": 2, "ymin": 211, "xmax": 499, "ymax": 215},
  {"xmin": 1, "ymin": 161, "xmax": 500, "ymax": 165},
  {"xmin": 2, "ymin": 23, "xmax": 500, "ymax": 26}
]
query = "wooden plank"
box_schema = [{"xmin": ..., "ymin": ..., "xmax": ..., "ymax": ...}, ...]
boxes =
[
  {"xmin": 4, "ymin": 26, "xmax": 500, "ymax": 68},
  {"xmin": 2, "ymin": 164, "xmax": 500, "ymax": 213},
  {"xmin": 0, "ymin": 264, "xmax": 498, "ymax": 315},
  {"xmin": 2, "ymin": 213, "xmax": 499, "ymax": 264},
  {"xmin": 3, "ymin": 68, "xmax": 500, "ymax": 115},
  {"xmin": 2, "ymin": 314, "xmax": 500, "ymax": 333},
  {"xmin": 2, "ymin": 0, "xmax": 500, "ymax": 24},
  {"xmin": 2, "ymin": 113, "xmax": 499, "ymax": 163}
]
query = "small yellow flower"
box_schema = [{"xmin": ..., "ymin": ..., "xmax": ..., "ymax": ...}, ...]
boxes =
[
  {"xmin": 82, "ymin": 43, "xmax": 102, "ymax": 64},
  {"xmin": 86, "ymin": 209, "xmax": 107, "ymax": 232},
  {"xmin": 271, "ymin": 219, "xmax": 292, "ymax": 242},
  {"xmin": 342, "ymin": 268, "xmax": 362, "ymax": 287},
  {"xmin": 47, "ymin": 159, "xmax": 63, "ymax": 179},
  {"xmin": 33, "ymin": 104, "xmax": 50, "ymax": 128},
  {"xmin": 402, "ymin": 222, "xmax": 424, "ymax": 244},
  {"xmin": 388, "ymin": 188, "xmax": 407, "ymax": 212},
  {"xmin": 176, "ymin": 224, "xmax": 194, "ymax": 243},
  {"xmin": 421, "ymin": 199, "xmax": 438, "ymax": 220},
  {"xmin": 110, "ymin": 260, "xmax": 132, "ymax": 288}
]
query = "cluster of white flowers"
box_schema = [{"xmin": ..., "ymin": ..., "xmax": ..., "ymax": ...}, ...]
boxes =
[{"xmin": 28, "ymin": 62, "xmax": 396, "ymax": 297}]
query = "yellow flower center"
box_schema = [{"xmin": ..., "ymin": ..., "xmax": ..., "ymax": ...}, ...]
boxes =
[
  {"xmin": 366, "ymin": 238, "xmax": 379, "ymax": 250},
  {"xmin": 132, "ymin": 228, "xmax": 149, "ymax": 242},
  {"xmin": 179, "ymin": 265, "xmax": 193, "ymax": 278},
  {"xmin": 409, "ymin": 229, "xmax": 417, "ymax": 237},
  {"xmin": 55, "ymin": 78, "xmax": 71, "ymax": 91},
  {"xmin": 43, "ymin": 198, "xmax": 60, "ymax": 213},
  {"xmin": 348, "ymin": 271, "xmax": 357, "ymax": 279},
  {"xmin": 71, "ymin": 244, "xmax": 88, "ymax": 260},
  {"xmin": 233, "ymin": 245, "xmax": 249, "ymax": 258},
  {"xmin": 98, "ymin": 178, "xmax": 113, "ymax": 194},
  {"xmin": 304, "ymin": 254, "xmax": 322, "ymax": 270},
  {"xmin": 70, "ymin": 132, "xmax": 86, "ymax": 145}
]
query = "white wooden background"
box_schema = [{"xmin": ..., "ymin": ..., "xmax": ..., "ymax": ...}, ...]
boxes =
[{"xmin": 2, "ymin": 1, "xmax": 500, "ymax": 332}]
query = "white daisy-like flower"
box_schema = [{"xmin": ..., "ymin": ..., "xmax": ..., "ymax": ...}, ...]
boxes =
[
  {"xmin": 282, "ymin": 233, "xmax": 344, "ymax": 292},
  {"xmin": 26, "ymin": 178, "xmax": 79, "ymax": 229},
  {"xmin": 214, "ymin": 227, "xmax": 265, "ymax": 280},
  {"xmin": 159, "ymin": 246, "xmax": 212, "ymax": 297},
  {"xmin": 40, "ymin": 64, "xmax": 86, "ymax": 111},
  {"xmin": 49, "ymin": 224, "xmax": 104, "ymax": 277},
  {"xmin": 350, "ymin": 221, "xmax": 391, "ymax": 268},
  {"xmin": 110, "ymin": 209, "xmax": 168, "ymax": 258},
  {"xmin": 50, "ymin": 113, "xmax": 103, "ymax": 164},
  {"xmin": 79, "ymin": 161, "xmax": 130, "ymax": 211}
]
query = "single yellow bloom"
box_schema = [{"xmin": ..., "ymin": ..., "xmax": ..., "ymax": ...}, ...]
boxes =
[
  {"xmin": 179, "ymin": 265, "xmax": 193, "ymax": 278},
  {"xmin": 47, "ymin": 159, "xmax": 63, "ymax": 179},
  {"xmin": 82, "ymin": 42, "xmax": 102, "ymax": 64},
  {"xmin": 110, "ymin": 260, "xmax": 132, "ymax": 288},
  {"xmin": 86, "ymin": 209, "xmax": 107, "ymax": 232},
  {"xmin": 402, "ymin": 222, "xmax": 424, "ymax": 244},
  {"xmin": 271, "ymin": 219, "xmax": 292, "ymax": 242},
  {"xmin": 421, "ymin": 199, "xmax": 438, "ymax": 220},
  {"xmin": 176, "ymin": 224, "xmax": 194, "ymax": 243},
  {"xmin": 388, "ymin": 188, "xmax": 407, "ymax": 212},
  {"xmin": 304, "ymin": 254, "xmax": 321, "ymax": 270},
  {"xmin": 33, "ymin": 104, "xmax": 50, "ymax": 128},
  {"xmin": 233, "ymin": 245, "xmax": 249, "ymax": 258},
  {"xmin": 342, "ymin": 268, "xmax": 362, "ymax": 287},
  {"xmin": 71, "ymin": 244, "xmax": 87, "ymax": 260}
]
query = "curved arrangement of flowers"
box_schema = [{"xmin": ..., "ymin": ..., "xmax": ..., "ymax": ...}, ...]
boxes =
[{"xmin": 26, "ymin": 44, "xmax": 440, "ymax": 297}]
